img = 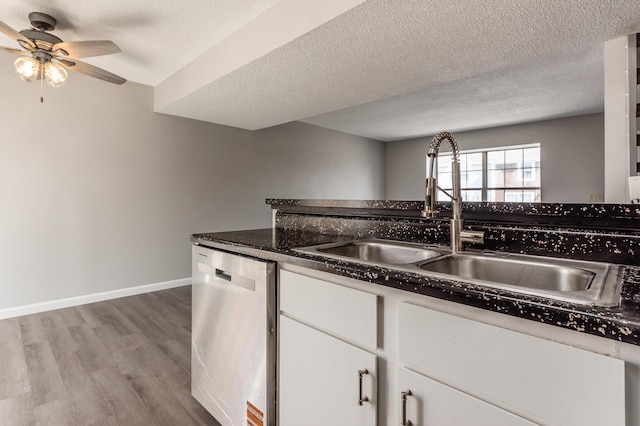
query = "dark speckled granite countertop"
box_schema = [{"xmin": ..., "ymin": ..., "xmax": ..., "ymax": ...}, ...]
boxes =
[{"xmin": 191, "ymin": 227, "xmax": 640, "ymax": 347}]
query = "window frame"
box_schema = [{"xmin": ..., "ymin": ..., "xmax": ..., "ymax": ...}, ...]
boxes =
[{"xmin": 431, "ymin": 143, "xmax": 541, "ymax": 203}]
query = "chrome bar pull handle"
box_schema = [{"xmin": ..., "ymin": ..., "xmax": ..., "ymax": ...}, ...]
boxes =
[
  {"xmin": 215, "ymin": 268, "xmax": 232, "ymax": 281},
  {"xmin": 401, "ymin": 389, "xmax": 412, "ymax": 426},
  {"xmin": 358, "ymin": 369, "xmax": 369, "ymax": 405}
]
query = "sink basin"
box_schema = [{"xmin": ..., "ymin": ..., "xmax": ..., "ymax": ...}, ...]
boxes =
[
  {"xmin": 418, "ymin": 252, "xmax": 623, "ymax": 306},
  {"xmin": 418, "ymin": 253, "xmax": 593, "ymax": 291},
  {"xmin": 295, "ymin": 239, "xmax": 447, "ymax": 265},
  {"xmin": 294, "ymin": 239, "xmax": 623, "ymax": 307}
]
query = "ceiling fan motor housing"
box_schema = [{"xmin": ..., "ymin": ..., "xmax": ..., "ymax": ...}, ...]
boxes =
[
  {"xmin": 17, "ymin": 12, "xmax": 63, "ymax": 51},
  {"xmin": 18, "ymin": 29, "xmax": 63, "ymax": 49}
]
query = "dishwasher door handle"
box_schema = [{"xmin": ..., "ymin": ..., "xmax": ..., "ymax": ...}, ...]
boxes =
[
  {"xmin": 198, "ymin": 263, "xmax": 256, "ymax": 292},
  {"xmin": 215, "ymin": 268, "xmax": 233, "ymax": 281}
]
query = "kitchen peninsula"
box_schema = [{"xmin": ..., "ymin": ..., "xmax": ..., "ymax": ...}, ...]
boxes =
[{"xmin": 192, "ymin": 199, "xmax": 640, "ymax": 426}]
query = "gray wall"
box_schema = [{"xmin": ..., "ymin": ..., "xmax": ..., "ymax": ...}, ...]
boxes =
[
  {"xmin": 0, "ymin": 68, "xmax": 385, "ymax": 310},
  {"xmin": 386, "ymin": 113, "xmax": 604, "ymax": 202}
]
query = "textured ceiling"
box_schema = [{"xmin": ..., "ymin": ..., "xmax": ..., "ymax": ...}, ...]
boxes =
[
  {"xmin": 1, "ymin": 0, "xmax": 639, "ymax": 141},
  {"xmin": 302, "ymin": 45, "xmax": 605, "ymax": 141}
]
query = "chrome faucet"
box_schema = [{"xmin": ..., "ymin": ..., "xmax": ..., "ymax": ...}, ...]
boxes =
[{"xmin": 422, "ymin": 131, "xmax": 484, "ymax": 253}]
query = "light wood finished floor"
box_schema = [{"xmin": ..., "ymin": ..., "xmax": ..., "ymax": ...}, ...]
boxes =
[{"xmin": 0, "ymin": 286, "xmax": 220, "ymax": 426}]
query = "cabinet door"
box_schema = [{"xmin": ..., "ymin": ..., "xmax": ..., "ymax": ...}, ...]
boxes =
[
  {"xmin": 398, "ymin": 367, "xmax": 535, "ymax": 426},
  {"xmin": 399, "ymin": 302, "xmax": 625, "ymax": 425},
  {"xmin": 279, "ymin": 316, "xmax": 376, "ymax": 426}
]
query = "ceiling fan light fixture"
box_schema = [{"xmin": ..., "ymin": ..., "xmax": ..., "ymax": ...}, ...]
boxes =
[
  {"xmin": 3, "ymin": 11, "xmax": 126, "ymax": 100},
  {"xmin": 14, "ymin": 56, "xmax": 39, "ymax": 82},
  {"xmin": 44, "ymin": 61, "xmax": 67, "ymax": 87}
]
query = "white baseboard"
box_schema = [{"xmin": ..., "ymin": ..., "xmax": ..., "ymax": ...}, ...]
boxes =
[{"xmin": 0, "ymin": 278, "xmax": 191, "ymax": 320}]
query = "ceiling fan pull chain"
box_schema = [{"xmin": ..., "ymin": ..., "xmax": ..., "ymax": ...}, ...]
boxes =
[{"xmin": 40, "ymin": 60, "xmax": 44, "ymax": 103}]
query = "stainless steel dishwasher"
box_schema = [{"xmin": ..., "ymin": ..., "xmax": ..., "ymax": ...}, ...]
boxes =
[{"xmin": 191, "ymin": 245, "xmax": 276, "ymax": 426}]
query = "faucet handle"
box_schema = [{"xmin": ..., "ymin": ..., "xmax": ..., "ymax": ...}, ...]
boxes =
[{"xmin": 459, "ymin": 230, "xmax": 485, "ymax": 245}]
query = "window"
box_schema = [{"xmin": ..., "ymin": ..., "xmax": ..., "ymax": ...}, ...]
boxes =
[{"xmin": 432, "ymin": 144, "xmax": 541, "ymax": 202}]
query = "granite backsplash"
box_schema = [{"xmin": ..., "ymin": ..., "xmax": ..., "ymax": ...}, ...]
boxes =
[{"xmin": 269, "ymin": 200, "xmax": 640, "ymax": 266}]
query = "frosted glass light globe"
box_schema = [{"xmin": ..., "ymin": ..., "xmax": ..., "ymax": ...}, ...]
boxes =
[
  {"xmin": 14, "ymin": 56, "xmax": 40, "ymax": 82},
  {"xmin": 44, "ymin": 61, "xmax": 68, "ymax": 87}
]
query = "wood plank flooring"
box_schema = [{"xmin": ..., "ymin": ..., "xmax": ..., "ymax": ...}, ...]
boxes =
[{"xmin": 0, "ymin": 286, "xmax": 220, "ymax": 426}]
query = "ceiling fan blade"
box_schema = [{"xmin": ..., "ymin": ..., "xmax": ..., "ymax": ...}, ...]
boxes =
[
  {"xmin": 57, "ymin": 58, "xmax": 126, "ymax": 85},
  {"xmin": 52, "ymin": 40, "xmax": 120, "ymax": 58},
  {"xmin": 0, "ymin": 45, "xmax": 25, "ymax": 55},
  {"xmin": 0, "ymin": 20, "xmax": 35, "ymax": 48}
]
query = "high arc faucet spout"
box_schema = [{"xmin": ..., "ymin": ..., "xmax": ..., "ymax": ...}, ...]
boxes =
[
  {"xmin": 423, "ymin": 131, "xmax": 462, "ymax": 220},
  {"xmin": 427, "ymin": 131, "xmax": 460, "ymax": 160},
  {"xmin": 422, "ymin": 131, "xmax": 483, "ymax": 253}
]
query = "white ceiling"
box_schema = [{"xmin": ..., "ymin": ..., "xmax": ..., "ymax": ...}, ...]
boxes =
[
  {"xmin": 1, "ymin": 0, "xmax": 639, "ymax": 141},
  {"xmin": 303, "ymin": 45, "xmax": 605, "ymax": 141}
]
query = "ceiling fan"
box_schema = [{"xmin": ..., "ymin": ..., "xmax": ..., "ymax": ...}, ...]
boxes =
[{"xmin": 0, "ymin": 11, "xmax": 126, "ymax": 101}]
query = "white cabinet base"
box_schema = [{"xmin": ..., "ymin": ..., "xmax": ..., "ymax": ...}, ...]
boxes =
[
  {"xmin": 279, "ymin": 316, "xmax": 377, "ymax": 426},
  {"xmin": 399, "ymin": 302, "xmax": 625, "ymax": 426}
]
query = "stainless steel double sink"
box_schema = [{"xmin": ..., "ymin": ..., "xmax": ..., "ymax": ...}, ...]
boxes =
[{"xmin": 294, "ymin": 239, "xmax": 624, "ymax": 307}]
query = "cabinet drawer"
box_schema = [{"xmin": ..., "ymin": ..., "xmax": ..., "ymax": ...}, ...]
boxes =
[
  {"xmin": 280, "ymin": 270, "xmax": 377, "ymax": 349},
  {"xmin": 398, "ymin": 302, "xmax": 625, "ymax": 426}
]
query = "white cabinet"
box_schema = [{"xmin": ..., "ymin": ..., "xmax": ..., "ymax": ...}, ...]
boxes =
[
  {"xmin": 279, "ymin": 316, "xmax": 376, "ymax": 426},
  {"xmin": 279, "ymin": 270, "xmax": 377, "ymax": 349},
  {"xmin": 397, "ymin": 367, "xmax": 534, "ymax": 426},
  {"xmin": 279, "ymin": 270, "xmax": 378, "ymax": 426},
  {"xmin": 398, "ymin": 302, "xmax": 626, "ymax": 426},
  {"xmin": 278, "ymin": 266, "xmax": 628, "ymax": 426}
]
